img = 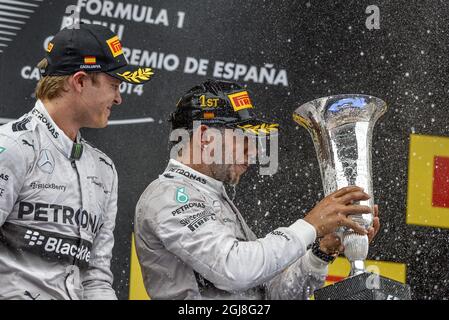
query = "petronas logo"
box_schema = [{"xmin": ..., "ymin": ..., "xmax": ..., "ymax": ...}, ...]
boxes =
[
  {"xmin": 176, "ymin": 187, "xmax": 189, "ymax": 204},
  {"xmin": 0, "ymin": 146, "xmax": 5, "ymax": 154}
]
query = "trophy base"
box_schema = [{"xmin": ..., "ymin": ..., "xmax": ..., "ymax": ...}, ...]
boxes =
[{"xmin": 314, "ymin": 272, "xmax": 411, "ymax": 300}]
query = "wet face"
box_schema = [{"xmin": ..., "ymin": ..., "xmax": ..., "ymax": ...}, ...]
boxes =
[
  {"xmin": 208, "ymin": 128, "xmax": 257, "ymax": 185},
  {"xmin": 78, "ymin": 73, "xmax": 122, "ymax": 128}
]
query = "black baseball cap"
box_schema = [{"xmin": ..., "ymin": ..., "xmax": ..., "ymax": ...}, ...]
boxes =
[
  {"xmin": 169, "ymin": 79, "xmax": 278, "ymax": 136},
  {"xmin": 40, "ymin": 23, "xmax": 153, "ymax": 84}
]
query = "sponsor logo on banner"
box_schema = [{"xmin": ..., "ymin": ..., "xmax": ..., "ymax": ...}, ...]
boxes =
[
  {"xmin": 228, "ymin": 91, "xmax": 254, "ymax": 111},
  {"xmin": 106, "ymin": 35, "xmax": 123, "ymax": 57},
  {"xmin": 407, "ymin": 134, "xmax": 449, "ymax": 228},
  {"xmin": 37, "ymin": 149, "xmax": 55, "ymax": 174}
]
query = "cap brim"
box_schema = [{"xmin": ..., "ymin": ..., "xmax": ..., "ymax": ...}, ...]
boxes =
[
  {"xmin": 228, "ymin": 119, "xmax": 279, "ymax": 136},
  {"xmin": 107, "ymin": 65, "xmax": 154, "ymax": 84}
]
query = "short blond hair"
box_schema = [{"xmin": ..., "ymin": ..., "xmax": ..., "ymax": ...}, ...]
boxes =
[
  {"xmin": 35, "ymin": 58, "xmax": 70, "ymax": 100},
  {"xmin": 35, "ymin": 59, "xmax": 100, "ymax": 100}
]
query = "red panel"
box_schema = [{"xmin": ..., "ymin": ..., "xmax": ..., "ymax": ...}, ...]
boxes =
[
  {"xmin": 325, "ymin": 275, "xmax": 345, "ymax": 283},
  {"xmin": 432, "ymin": 156, "xmax": 449, "ymax": 208}
]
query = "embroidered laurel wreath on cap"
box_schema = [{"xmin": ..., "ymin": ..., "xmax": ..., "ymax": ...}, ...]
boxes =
[{"xmin": 116, "ymin": 68, "xmax": 154, "ymax": 84}]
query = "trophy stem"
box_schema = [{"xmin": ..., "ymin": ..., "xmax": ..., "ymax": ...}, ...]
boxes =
[{"xmin": 350, "ymin": 260, "xmax": 366, "ymax": 276}]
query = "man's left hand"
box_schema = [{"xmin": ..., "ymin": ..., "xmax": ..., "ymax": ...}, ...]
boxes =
[{"xmin": 319, "ymin": 204, "xmax": 380, "ymax": 256}]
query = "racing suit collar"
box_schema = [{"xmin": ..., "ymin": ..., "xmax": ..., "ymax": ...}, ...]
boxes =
[
  {"xmin": 32, "ymin": 100, "xmax": 83, "ymax": 160},
  {"xmin": 165, "ymin": 159, "xmax": 225, "ymax": 194}
]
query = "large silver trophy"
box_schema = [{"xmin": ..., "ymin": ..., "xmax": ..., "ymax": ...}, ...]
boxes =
[{"xmin": 293, "ymin": 95, "xmax": 411, "ymax": 300}]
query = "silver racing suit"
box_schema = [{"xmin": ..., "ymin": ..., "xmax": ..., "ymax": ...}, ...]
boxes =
[
  {"xmin": 135, "ymin": 159, "xmax": 329, "ymax": 299},
  {"xmin": 0, "ymin": 100, "xmax": 118, "ymax": 300}
]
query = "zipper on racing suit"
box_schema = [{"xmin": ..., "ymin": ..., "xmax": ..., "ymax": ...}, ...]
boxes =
[{"xmin": 64, "ymin": 159, "xmax": 84, "ymax": 300}]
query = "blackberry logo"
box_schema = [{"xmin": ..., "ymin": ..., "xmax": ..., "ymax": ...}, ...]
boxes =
[
  {"xmin": 24, "ymin": 230, "xmax": 45, "ymax": 246},
  {"xmin": 2, "ymin": 223, "xmax": 92, "ymax": 269}
]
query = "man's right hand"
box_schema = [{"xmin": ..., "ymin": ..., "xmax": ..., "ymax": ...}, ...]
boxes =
[{"xmin": 303, "ymin": 186, "xmax": 371, "ymax": 237}]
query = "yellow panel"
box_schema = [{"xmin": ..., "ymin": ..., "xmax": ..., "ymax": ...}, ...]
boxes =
[
  {"xmin": 129, "ymin": 234, "xmax": 150, "ymax": 300},
  {"xmin": 325, "ymin": 257, "xmax": 407, "ymax": 286},
  {"xmin": 407, "ymin": 134, "xmax": 449, "ymax": 228}
]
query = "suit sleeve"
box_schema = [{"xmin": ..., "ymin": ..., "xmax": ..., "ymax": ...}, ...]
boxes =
[
  {"xmin": 82, "ymin": 167, "xmax": 118, "ymax": 300},
  {"xmin": 0, "ymin": 134, "xmax": 29, "ymax": 226},
  {"xmin": 264, "ymin": 249, "xmax": 328, "ymax": 299},
  {"xmin": 137, "ymin": 181, "xmax": 317, "ymax": 292}
]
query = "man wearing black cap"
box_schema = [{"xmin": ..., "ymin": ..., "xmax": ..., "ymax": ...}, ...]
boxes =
[
  {"xmin": 0, "ymin": 24, "xmax": 152, "ymax": 300},
  {"xmin": 134, "ymin": 79, "xmax": 379, "ymax": 299}
]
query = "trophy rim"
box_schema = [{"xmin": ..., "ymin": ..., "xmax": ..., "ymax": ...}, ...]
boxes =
[{"xmin": 293, "ymin": 94, "xmax": 388, "ymax": 122}]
